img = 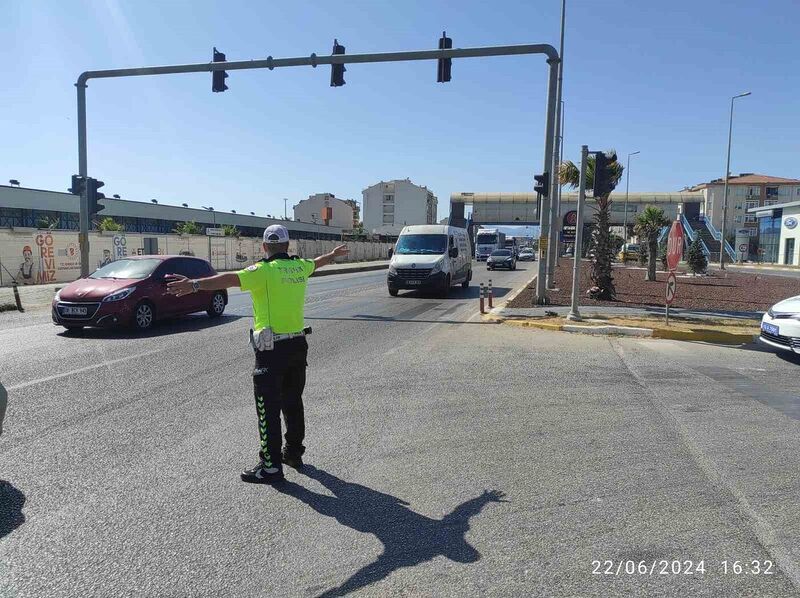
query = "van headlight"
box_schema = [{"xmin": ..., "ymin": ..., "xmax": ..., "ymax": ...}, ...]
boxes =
[
  {"xmin": 388, "ymin": 264, "xmax": 397, "ymax": 275},
  {"xmin": 430, "ymin": 259, "xmax": 444, "ymax": 275},
  {"xmin": 103, "ymin": 287, "xmax": 136, "ymax": 302}
]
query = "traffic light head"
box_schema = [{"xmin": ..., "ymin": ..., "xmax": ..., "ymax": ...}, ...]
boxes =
[
  {"xmin": 212, "ymin": 47, "xmax": 229, "ymax": 93},
  {"xmin": 330, "ymin": 39, "xmax": 346, "ymax": 87},
  {"xmin": 593, "ymin": 152, "xmax": 611, "ymax": 198},
  {"xmin": 437, "ymin": 31, "xmax": 452, "ymax": 83},
  {"xmin": 534, "ymin": 172, "xmax": 549, "ymax": 197},
  {"xmin": 86, "ymin": 177, "xmax": 106, "ymax": 217},
  {"xmin": 69, "ymin": 174, "xmax": 86, "ymax": 196}
]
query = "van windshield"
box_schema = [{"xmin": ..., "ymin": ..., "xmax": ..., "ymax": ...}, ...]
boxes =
[{"xmin": 395, "ymin": 234, "xmax": 447, "ymax": 255}]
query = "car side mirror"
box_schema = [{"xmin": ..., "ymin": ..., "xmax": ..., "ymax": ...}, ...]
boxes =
[{"xmin": 449, "ymin": 247, "xmax": 458, "ymax": 258}]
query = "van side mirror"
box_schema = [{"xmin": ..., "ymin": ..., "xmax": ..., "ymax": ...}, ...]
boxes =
[
  {"xmin": 388, "ymin": 247, "xmax": 394, "ymax": 258},
  {"xmin": 449, "ymin": 247, "xmax": 458, "ymax": 258}
]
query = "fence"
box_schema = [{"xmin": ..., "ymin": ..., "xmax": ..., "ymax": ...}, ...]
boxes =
[{"xmin": 0, "ymin": 229, "xmax": 392, "ymax": 287}]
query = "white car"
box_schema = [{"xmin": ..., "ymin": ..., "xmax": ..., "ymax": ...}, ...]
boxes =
[{"xmin": 759, "ymin": 295, "xmax": 800, "ymax": 354}]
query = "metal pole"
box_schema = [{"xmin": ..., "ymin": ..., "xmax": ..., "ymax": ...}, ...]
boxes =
[
  {"xmin": 720, "ymin": 91, "xmax": 750, "ymax": 270},
  {"xmin": 284, "ymin": 198, "xmax": 288, "ymax": 219},
  {"xmin": 567, "ymin": 145, "xmax": 587, "ymax": 321},
  {"xmin": 535, "ymin": 57, "xmax": 560, "ymax": 304},
  {"xmin": 720, "ymin": 98, "xmax": 734, "ymax": 270},
  {"xmin": 77, "ymin": 82, "xmax": 90, "ymax": 277},
  {"xmin": 546, "ymin": 0, "xmax": 566, "ymax": 289},
  {"xmin": 623, "ymin": 150, "xmax": 639, "ymax": 244}
]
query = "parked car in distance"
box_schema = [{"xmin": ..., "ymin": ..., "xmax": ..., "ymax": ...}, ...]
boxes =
[
  {"xmin": 52, "ymin": 255, "xmax": 228, "ymax": 332},
  {"xmin": 759, "ymin": 295, "xmax": 800, "ymax": 355},
  {"xmin": 618, "ymin": 243, "xmax": 640, "ymax": 262},
  {"xmin": 518, "ymin": 248, "xmax": 536, "ymax": 261},
  {"xmin": 487, "ymin": 249, "xmax": 516, "ymax": 270}
]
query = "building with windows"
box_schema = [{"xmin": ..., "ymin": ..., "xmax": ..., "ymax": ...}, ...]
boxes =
[
  {"xmin": 688, "ymin": 174, "xmax": 800, "ymax": 238},
  {"xmin": 293, "ymin": 193, "xmax": 355, "ymax": 230},
  {"xmin": 748, "ymin": 200, "xmax": 800, "ymax": 265},
  {"xmin": 0, "ymin": 184, "xmax": 343, "ymax": 240},
  {"xmin": 362, "ymin": 179, "xmax": 437, "ymax": 236}
]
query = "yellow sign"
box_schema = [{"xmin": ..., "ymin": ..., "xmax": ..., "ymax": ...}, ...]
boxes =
[{"xmin": 539, "ymin": 238, "xmax": 548, "ymax": 256}]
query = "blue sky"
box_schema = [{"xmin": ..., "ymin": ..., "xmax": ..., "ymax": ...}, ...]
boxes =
[{"xmin": 3, "ymin": 0, "xmax": 799, "ymax": 223}]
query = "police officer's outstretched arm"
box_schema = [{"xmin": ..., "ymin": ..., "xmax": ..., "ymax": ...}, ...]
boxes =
[
  {"xmin": 313, "ymin": 244, "xmax": 349, "ymax": 270},
  {"xmin": 166, "ymin": 272, "xmax": 240, "ymax": 297}
]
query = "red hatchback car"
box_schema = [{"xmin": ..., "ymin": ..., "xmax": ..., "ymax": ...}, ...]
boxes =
[{"xmin": 52, "ymin": 255, "xmax": 227, "ymax": 332}]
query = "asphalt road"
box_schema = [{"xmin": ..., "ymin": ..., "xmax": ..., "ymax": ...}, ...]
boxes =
[{"xmin": 2, "ymin": 260, "xmax": 800, "ymax": 598}]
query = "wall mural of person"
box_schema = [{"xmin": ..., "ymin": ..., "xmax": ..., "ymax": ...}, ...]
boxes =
[{"xmin": 17, "ymin": 245, "xmax": 37, "ymax": 285}]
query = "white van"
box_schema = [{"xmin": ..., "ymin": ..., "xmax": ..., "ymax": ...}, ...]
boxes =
[{"xmin": 387, "ymin": 225, "xmax": 473, "ymax": 296}]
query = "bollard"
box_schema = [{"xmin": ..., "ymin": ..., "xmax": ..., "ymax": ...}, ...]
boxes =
[
  {"xmin": 479, "ymin": 283, "xmax": 485, "ymax": 314},
  {"xmin": 12, "ymin": 282, "xmax": 24, "ymax": 312},
  {"xmin": 488, "ymin": 279, "xmax": 493, "ymax": 309}
]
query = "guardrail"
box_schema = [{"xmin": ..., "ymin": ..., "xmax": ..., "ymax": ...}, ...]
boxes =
[
  {"xmin": 658, "ymin": 225, "xmax": 669, "ymax": 244},
  {"xmin": 680, "ymin": 215, "xmax": 711, "ymax": 257}
]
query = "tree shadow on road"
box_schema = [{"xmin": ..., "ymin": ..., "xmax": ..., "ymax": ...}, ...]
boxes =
[
  {"xmin": 274, "ymin": 465, "xmax": 506, "ymax": 597},
  {"xmin": 0, "ymin": 480, "xmax": 26, "ymax": 539}
]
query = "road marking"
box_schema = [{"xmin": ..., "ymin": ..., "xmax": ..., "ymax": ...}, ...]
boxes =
[{"xmin": 7, "ymin": 348, "xmax": 166, "ymax": 391}]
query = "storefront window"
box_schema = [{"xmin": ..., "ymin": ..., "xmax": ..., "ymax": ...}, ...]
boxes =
[{"xmin": 757, "ymin": 210, "xmax": 782, "ymax": 263}]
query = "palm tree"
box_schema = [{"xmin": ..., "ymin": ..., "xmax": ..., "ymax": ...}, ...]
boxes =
[
  {"xmin": 633, "ymin": 206, "xmax": 670, "ymax": 281},
  {"xmin": 559, "ymin": 151, "xmax": 624, "ymax": 299}
]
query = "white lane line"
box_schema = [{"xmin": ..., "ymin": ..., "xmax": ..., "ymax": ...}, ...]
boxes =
[{"xmin": 7, "ymin": 348, "xmax": 166, "ymax": 391}]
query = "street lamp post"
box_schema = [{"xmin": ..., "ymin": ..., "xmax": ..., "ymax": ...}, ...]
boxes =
[
  {"xmin": 283, "ymin": 198, "xmax": 288, "ymax": 220},
  {"xmin": 720, "ymin": 91, "xmax": 751, "ymax": 270},
  {"xmin": 623, "ymin": 151, "xmax": 640, "ymax": 244},
  {"xmin": 202, "ymin": 206, "xmax": 216, "ymax": 266}
]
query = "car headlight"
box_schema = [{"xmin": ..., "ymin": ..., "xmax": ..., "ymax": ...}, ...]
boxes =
[
  {"xmin": 388, "ymin": 264, "xmax": 397, "ymax": 274},
  {"xmin": 430, "ymin": 259, "xmax": 444, "ymax": 275},
  {"xmin": 103, "ymin": 287, "xmax": 136, "ymax": 302},
  {"xmin": 54, "ymin": 290, "xmax": 61, "ymax": 302},
  {"xmin": 767, "ymin": 308, "xmax": 775, "ymax": 318}
]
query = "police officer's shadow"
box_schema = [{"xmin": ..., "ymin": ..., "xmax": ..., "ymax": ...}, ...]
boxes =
[{"xmin": 274, "ymin": 465, "xmax": 507, "ymax": 598}]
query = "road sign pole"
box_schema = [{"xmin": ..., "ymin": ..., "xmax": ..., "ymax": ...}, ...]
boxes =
[{"xmin": 567, "ymin": 145, "xmax": 588, "ymax": 321}]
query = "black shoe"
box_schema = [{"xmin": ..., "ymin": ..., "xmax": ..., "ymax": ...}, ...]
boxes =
[
  {"xmin": 240, "ymin": 461, "xmax": 284, "ymax": 484},
  {"xmin": 281, "ymin": 448, "xmax": 304, "ymax": 469}
]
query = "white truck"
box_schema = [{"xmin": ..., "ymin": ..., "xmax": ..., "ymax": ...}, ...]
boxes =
[{"xmin": 475, "ymin": 228, "xmax": 506, "ymax": 261}]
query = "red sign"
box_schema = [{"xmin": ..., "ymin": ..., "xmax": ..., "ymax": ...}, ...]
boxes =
[
  {"xmin": 666, "ymin": 221, "xmax": 684, "ymax": 271},
  {"xmin": 665, "ymin": 272, "xmax": 677, "ymax": 305}
]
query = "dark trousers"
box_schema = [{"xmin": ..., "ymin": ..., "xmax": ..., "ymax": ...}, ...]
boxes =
[{"xmin": 252, "ymin": 337, "xmax": 308, "ymax": 469}]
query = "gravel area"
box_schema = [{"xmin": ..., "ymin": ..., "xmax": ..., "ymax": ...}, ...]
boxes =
[{"xmin": 508, "ymin": 260, "xmax": 800, "ymax": 312}]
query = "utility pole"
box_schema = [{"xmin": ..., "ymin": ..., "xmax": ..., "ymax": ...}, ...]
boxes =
[
  {"xmin": 720, "ymin": 91, "xmax": 751, "ymax": 269},
  {"xmin": 623, "ymin": 150, "xmax": 640, "ymax": 244},
  {"xmin": 566, "ymin": 145, "xmax": 588, "ymax": 321},
  {"xmin": 546, "ymin": 0, "xmax": 566, "ymax": 290},
  {"xmin": 284, "ymin": 198, "xmax": 288, "ymax": 220}
]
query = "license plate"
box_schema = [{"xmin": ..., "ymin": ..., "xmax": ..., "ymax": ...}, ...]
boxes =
[
  {"xmin": 406, "ymin": 280, "xmax": 421, "ymax": 285},
  {"xmin": 762, "ymin": 322, "xmax": 779, "ymax": 336},
  {"xmin": 62, "ymin": 306, "xmax": 88, "ymax": 316}
]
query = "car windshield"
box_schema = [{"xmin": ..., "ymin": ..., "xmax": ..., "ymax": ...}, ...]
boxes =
[
  {"xmin": 89, "ymin": 258, "xmax": 161, "ymax": 280},
  {"xmin": 476, "ymin": 234, "xmax": 497, "ymax": 244},
  {"xmin": 395, "ymin": 234, "xmax": 447, "ymax": 255},
  {"xmin": 491, "ymin": 250, "xmax": 511, "ymax": 257}
]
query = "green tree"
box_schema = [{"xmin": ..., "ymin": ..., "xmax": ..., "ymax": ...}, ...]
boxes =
[
  {"xmin": 174, "ymin": 221, "xmax": 203, "ymax": 235},
  {"xmin": 98, "ymin": 217, "xmax": 123, "ymax": 232},
  {"xmin": 36, "ymin": 216, "xmax": 58, "ymax": 230},
  {"xmin": 559, "ymin": 150, "xmax": 624, "ymax": 299},
  {"xmin": 686, "ymin": 236, "xmax": 708, "ymax": 275},
  {"xmin": 633, "ymin": 205, "xmax": 670, "ymax": 281},
  {"xmin": 222, "ymin": 224, "xmax": 239, "ymax": 237}
]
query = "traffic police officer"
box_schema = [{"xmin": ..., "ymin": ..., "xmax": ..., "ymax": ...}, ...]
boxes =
[{"xmin": 167, "ymin": 224, "xmax": 348, "ymax": 483}]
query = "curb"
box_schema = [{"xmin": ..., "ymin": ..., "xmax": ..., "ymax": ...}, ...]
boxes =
[{"xmin": 498, "ymin": 317, "xmax": 759, "ymax": 345}]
